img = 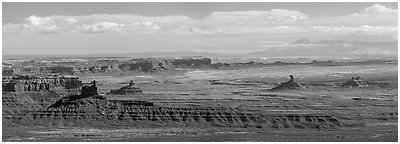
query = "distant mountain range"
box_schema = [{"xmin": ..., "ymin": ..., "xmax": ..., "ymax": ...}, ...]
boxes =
[
  {"xmin": 82, "ymin": 51, "xmax": 223, "ymax": 58},
  {"xmin": 3, "ymin": 38, "xmax": 397, "ymax": 60},
  {"xmin": 249, "ymin": 38, "xmax": 398, "ymax": 58},
  {"xmin": 3, "ymin": 51, "xmax": 224, "ymax": 59}
]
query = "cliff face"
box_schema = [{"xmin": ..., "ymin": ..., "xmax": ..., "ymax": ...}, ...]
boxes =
[
  {"xmin": 171, "ymin": 58, "xmax": 213, "ymax": 69},
  {"xmin": 2, "ymin": 74, "xmax": 82, "ymax": 94},
  {"xmin": 118, "ymin": 58, "xmax": 215, "ymax": 72},
  {"xmin": 3, "ymin": 57, "xmax": 217, "ymax": 76},
  {"xmin": 2, "ymin": 74, "xmax": 345, "ymax": 130},
  {"xmin": 118, "ymin": 61, "xmax": 154, "ymax": 72},
  {"xmin": 48, "ymin": 66, "xmax": 74, "ymax": 75},
  {"xmin": 5, "ymin": 94, "xmax": 343, "ymax": 130}
]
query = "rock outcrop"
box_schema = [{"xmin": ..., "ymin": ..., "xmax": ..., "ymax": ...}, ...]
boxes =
[
  {"xmin": 48, "ymin": 66, "xmax": 74, "ymax": 75},
  {"xmin": 341, "ymin": 76, "xmax": 368, "ymax": 88},
  {"xmin": 2, "ymin": 74, "xmax": 82, "ymax": 93},
  {"xmin": 118, "ymin": 60, "xmax": 154, "ymax": 72},
  {"xmin": 81, "ymin": 80, "xmax": 98, "ymax": 96},
  {"xmin": 171, "ymin": 58, "xmax": 213, "ymax": 69},
  {"xmin": 108, "ymin": 80, "xmax": 143, "ymax": 95},
  {"xmin": 3, "ymin": 79, "xmax": 344, "ymax": 130},
  {"xmin": 2, "ymin": 69, "xmax": 14, "ymax": 76},
  {"xmin": 6, "ymin": 94, "xmax": 343, "ymax": 129},
  {"xmin": 272, "ymin": 75, "xmax": 306, "ymax": 90}
]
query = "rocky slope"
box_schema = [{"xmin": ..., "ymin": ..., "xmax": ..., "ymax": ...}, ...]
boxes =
[{"xmin": 4, "ymin": 94, "xmax": 343, "ymax": 130}]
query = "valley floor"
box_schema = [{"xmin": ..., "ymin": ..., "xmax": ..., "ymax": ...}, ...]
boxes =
[{"xmin": 3, "ymin": 63, "xmax": 398, "ymax": 142}]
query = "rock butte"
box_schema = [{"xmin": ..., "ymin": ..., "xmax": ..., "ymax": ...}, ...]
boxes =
[{"xmin": 272, "ymin": 75, "xmax": 306, "ymax": 90}]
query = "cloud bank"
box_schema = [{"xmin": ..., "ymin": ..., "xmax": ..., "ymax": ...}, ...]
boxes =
[
  {"xmin": 354, "ymin": 4, "xmax": 398, "ymax": 15},
  {"xmin": 2, "ymin": 4, "xmax": 398, "ymax": 40},
  {"xmin": 206, "ymin": 9, "xmax": 308, "ymax": 22}
]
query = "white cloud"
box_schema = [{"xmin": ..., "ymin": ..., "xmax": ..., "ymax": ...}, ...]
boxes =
[
  {"xmin": 206, "ymin": 9, "xmax": 308, "ymax": 22},
  {"xmin": 5, "ymin": 15, "xmax": 168, "ymax": 34},
  {"xmin": 21, "ymin": 15, "xmax": 81, "ymax": 33},
  {"xmin": 214, "ymin": 25, "xmax": 305, "ymax": 34},
  {"xmin": 79, "ymin": 22, "xmax": 125, "ymax": 33},
  {"xmin": 353, "ymin": 4, "xmax": 398, "ymax": 16},
  {"xmin": 26, "ymin": 15, "xmax": 50, "ymax": 26},
  {"xmin": 2, "ymin": 5, "xmax": 397, "ymax": 39},
  {"xmin": 171, "ymin": 25, "xmax": 221, "ymax": 35},
  {"xmin": 71, "ymin": 14, "xmax": 193, "ymax": 24},
  {"xmin": 23, "ymin": 16, "xmax": 60, "ymax": 33},
  {"xmin": 65, "ymin": 18, "xmax": 78, "ymax": 24},
  {"xmin": 132, "ymin": 21, "xmax": 161, "ymax": 30},
  {"xmin": 76, "ymin": 21, "xmax": 162, "ymax": 33}
]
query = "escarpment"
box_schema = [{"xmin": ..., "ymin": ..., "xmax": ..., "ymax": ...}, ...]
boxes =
[
  {"xmin": 5, "ymin": 88, "xmax": 343, "ymax": 130},
  {"xmin": 2, "ymin": 74, "xmax": 82, "ymax": 94},
  {"xmin": 3, "ymin": 75, "xmax": 350, "ymax": 130}
]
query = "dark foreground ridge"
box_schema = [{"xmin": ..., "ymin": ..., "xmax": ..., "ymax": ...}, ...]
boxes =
[
  {"xmin": 7, "ymin": 95, "xmax": 343, "ymax": 129},
  {"xmin": 3, "ymin": 81, "xmax": 343, "ymax": 130}
]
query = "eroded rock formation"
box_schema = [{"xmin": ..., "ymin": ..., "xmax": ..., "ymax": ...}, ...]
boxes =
[
  {"xmin": 47, "ymin": 66, "xmax": 74, "ymax": 75},
  {"xmin": 171, "ymin": 58, "xmax": 213, "ymax": 68},
  {"xmin": 118, "ymin": 60, "xmax": 154, "ymax": 72},
  {"xmin": 272, "ymin": 75, "xmax": 306, "ymax": 90},
  {"xmin": 2, "ymin": 74, "xmax": 82, "ymax": 93},
  {"xmin": 5, "ymin": 94, "xmax": 343, "ymax": 129},
  {"xmin": 81, "ymin": 80, "xmax": 98, "ymax": 96},
  {"xmin": 341, "ymin": 76, "xmax": 368, "ymax": 88},
  {"xmin": 108, "ymin": 80, "xmax": 143, "ymax": 95}
]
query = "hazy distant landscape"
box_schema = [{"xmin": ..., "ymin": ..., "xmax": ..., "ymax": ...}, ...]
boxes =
[{"xmin": 4, "ymin": 38, "xmax": 397, "ymax": 59}]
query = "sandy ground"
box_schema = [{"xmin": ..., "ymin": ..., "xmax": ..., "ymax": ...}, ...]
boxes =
[{"xmin": 3, "ymin": 126, "xmax": 397, "ymax": 142}]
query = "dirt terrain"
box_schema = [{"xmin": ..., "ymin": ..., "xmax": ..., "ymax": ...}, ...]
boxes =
[{"xmin": 2, "ymin": 60, "xmax": 398, "ymax": 142}]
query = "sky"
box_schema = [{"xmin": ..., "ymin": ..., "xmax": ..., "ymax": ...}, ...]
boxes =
[{"xmin": 2, "ymin": 2, "xmax": 398, "ymax": 55}]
